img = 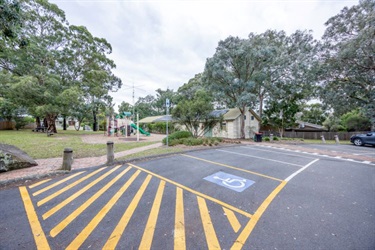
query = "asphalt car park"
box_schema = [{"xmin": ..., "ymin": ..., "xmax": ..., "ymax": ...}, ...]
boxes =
[{"xmin": 0, "ymin": 144, "xmax": 374, "ymax": 249}]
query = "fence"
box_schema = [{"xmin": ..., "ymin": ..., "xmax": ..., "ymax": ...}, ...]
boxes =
[
  {"xmin": 0, "ymin": 121, "xmax": 15, "ymax": 130},
  {"xmin": 261, "ymin": 130, "xmax": 368, "ymax": 140},
  {"xmin": 0, "ymin": 121, "xmax": 35, "ymax": 130}
]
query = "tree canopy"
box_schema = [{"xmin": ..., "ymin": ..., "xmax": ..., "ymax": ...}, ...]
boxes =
[
  {"xmin": 203, "ymin": 30, "xmax": 318, "ymax": 138},
  {"xmin": 0, "ymin": 0, "xmax": 121, "ymax": 132},
  {"xmin": 319, "ymin": 0, "xmax": 375, "ymax": 128}
]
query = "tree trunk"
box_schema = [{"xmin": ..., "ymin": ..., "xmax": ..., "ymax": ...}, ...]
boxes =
[
  {"xmin": 63, "ymin": 115, "xmax": 67, "ymax": 130},
  {"xmin": 93, "ymin": 109, "xmax": 97, "ymax": 131},
  {"xmin": 239, "ymin": 108, "xmax": 245, "ymax": 139},
  {"xmin": 35, "ymin": 117, "xmax": 40, "ymax": 128},
  {"xmin": 46, "ymin": 114, "xmax": 57, "ymax": 133},
  {"xmin": 258, "ymin": 94, "xmax": 264, "ymax": 132}
]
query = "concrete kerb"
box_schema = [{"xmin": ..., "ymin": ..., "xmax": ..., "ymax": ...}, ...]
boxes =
[{"xmin": 0, "ymin": 143, "xmax": 243, "ymax": 189}]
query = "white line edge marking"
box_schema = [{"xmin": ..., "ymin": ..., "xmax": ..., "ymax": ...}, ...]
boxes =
[
  {"xmin": 216, "ymin": 149, "xmax": 304, "ymax": 167},
  {"xmin": 240, "ymin": 146, "xmax": 317, "ymax": 159},
  {"xmin": 285, "ymin": 159, "xmax": 319, "ymax": 182},
  {"xmin": 255, "ymin": 145, "xmax": 375, "ymax": 166}
]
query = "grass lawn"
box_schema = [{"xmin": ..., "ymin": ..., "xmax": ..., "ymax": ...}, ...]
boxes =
[
  {"xmin": 0, "ymin": 129, "xmax": 158, "ymax": 159},
  {"xmin": 298, "ymin": 139, "xmax": 351, "ymax": 145}
]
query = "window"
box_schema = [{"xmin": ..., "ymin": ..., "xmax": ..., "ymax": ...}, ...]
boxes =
[{"xmin": 221, "ymin": 122, "xmax": 227, "ymax": 131}]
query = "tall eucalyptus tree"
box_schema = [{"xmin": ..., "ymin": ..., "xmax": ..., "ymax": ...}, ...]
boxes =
[{"xmin": 319, "ymin": 0, "xmax": 375, "ymax": 128}]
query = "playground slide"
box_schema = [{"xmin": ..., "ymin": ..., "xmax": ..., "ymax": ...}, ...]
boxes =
[{"xmin": 130, "ymin": 123, "xmax": 150, "ymax": 136}]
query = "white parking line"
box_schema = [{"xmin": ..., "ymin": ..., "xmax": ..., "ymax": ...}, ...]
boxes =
[
  {"xmin": 215, "ymin": 149, "xmax": 304, "ymax": 167},
  {"xmin": 257, "ymin": 145, "xmax": 375, "ymax": 166},
  {"xmin": 285, "ymin": 159, "xmax": 320, "ymax": 182},
  {"xmin": 240, "ymin": 146, "xmax": 317, "ymax": 159}
]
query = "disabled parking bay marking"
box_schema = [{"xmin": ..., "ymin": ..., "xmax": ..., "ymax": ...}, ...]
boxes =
[{"xmin": 204, "ymin": 171, "xmax": 255, "ymax": 192}]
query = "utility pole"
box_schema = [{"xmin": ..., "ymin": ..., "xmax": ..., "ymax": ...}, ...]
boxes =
[{"xmin": 166, "ymin": 98, "xmax": 170, "ymax": 147}]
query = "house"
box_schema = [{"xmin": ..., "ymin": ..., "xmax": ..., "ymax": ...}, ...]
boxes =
[
  {"xmin": 206, "ymin": 108, "xmax": 261, "ymax": 139},
  {"xmin": 137, "ymin": 109, "xmax": 261, "ymax": 139}
]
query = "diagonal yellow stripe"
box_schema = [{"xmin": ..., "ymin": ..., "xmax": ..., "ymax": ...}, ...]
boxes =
[
  {"xmin": 50, "ymin": 166, "xmax": 133, "ymax": 237},
  {"xmin": 103, "ymin": 175, "xmax": 153, "ymax": 249},
  {"xmin": 37, "ymin": 168, "xmax": 106, "ymax": 206},
  {"xmin": 197, "ymin": 196, "xmax": 221, "ymax": 249},
  {"xmin": 231, "ymin": 181, "xmax": 287, "ymax": 250},
  {"xmin": 181, "ymin": 154, "xmax": 283, "ymax": 182},
  {"xmin": 66, "ymin": 169, "xmax": 142, "ymax": 249},
  {"xmin": 32, "ymin": 172, "xmax": 85, "ymax": 196},
  {"xmin": 223, "ymin": 207, "xmax": 241, "ymax": 233},
  {"xmin": 139, "ymin": 180, "xmax": 166, "ymax": 249},
  {"xmin": 129, "ymin": 163, "xmax": 253, "ymax": 218},
  {"xmin": 19, "ymin": 186, "xmax": 50, "ymax": 250},
  {"xmin": 42, "ymin": 165, "xmax": 122, "ymax": 220},
  {"xmin": 174, "ymin": 187, "xmax": 186, "ymax": 250},
  {"xmin": 29, "ymin": 179, "xmax": 51, "ymax": 189}
]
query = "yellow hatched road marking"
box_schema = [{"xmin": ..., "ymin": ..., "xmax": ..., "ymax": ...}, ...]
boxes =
[
  {"xmin": 43, "ymin": 165, "xmax": 122, "ymax": 220},
  {"xmin": 139, "ymin": 180, "xmax": 166, "ymax": 249},
  {"xmin": 181, "ymin": 154, "xmax": 283, "ymax": 182},
  {"xmin": 65, "ymin": 170, "xmax": 142, "ymax": 249},
  {"xmin": 174, "ymin": 187, "xmax": 186, "ymax": 250},
  {"xmin": 197, "ymin": 197, "xmax": 221, "ymax": 249},
  {"xmin": 29, "ymin": 179, "xmax": 51, "ymax": 189},
  {"xmin": 19, "ymin": 187, "xmax": 50, "ymax": 250},
  {"xmin": 129, "ymin": 163, "xmax": 253, "ymax": 218},
  {"xmin": 37, "ymin": 168, "xmax": 105, "ymax": 206},
  {"xmin": 223, "ymin": 207, "xmax": 241, "ymax": 233},
  {"xmin": 50, "ymin": 166, "xmax": 133, "ymax": 237},
  {"xmin": 103, "ymin": 175, "xmax": 153, "ymax": 249},
  {"xmin": 32, "ymin": 172, "xmax": 85, "ymax": 196},
  {"xmin": 231, "ymin": 181, "xmax": 287, "ymax": 250}
]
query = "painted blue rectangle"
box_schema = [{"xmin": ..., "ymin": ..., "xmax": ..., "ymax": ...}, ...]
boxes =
[{"xmin": 203, "ymin": 171, "xmax": 255, "ymax": 192}]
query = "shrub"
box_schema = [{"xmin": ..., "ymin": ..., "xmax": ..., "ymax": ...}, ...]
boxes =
[
  {"xmin": 181, "ymin": 138, "xmax": 203, "ymax": 146},
  {"xmin": 14, "ymin": 116, "xmax": 30, "ymax": 130},
  {"xmin": 163, "ymin": 131, "xmax": 192, "ymax": 144},
  {"xmin": 264, "ymin": 137, "xmax": 270, "ymax": 141}
]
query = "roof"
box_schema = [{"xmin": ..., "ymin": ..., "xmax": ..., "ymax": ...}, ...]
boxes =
[
  {"xmin": 211, "ymin": 108, "xmax": 261, "ymax": 121},
  {"xmin": 297, "ymin": 121, "xmax": 327, "ymax": 130},
  {"xmin": 223, "ymin": 108, "xmax": 241, "ymax": 120},
  {"xmin": 138, "ymin": 116, "xmax": 163, "ymax": 123},
  {"xmin": 138, "ymin": 115, "xmax": 174, "ymax": 123},
  {"xmin": 209, "ymin": 109, "xmax": 229, "ymax": 118}
]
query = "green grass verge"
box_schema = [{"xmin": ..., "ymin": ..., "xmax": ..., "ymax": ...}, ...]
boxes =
[
  {"xmin": 300, "ymin": 139, "xmax": 351, "ymax": 145},
  {"xmin": 0, "ymin": 129, "xmax": 158, "ymax": 159},
  {"xmin": 116, "ymin": 147, "xmax": 184, "ymax": 161}
]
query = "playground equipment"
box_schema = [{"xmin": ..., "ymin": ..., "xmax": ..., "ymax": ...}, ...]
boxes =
[
  {"xmin": 131, "ymin": 123, "xmax": 150, "ymax": 136},
  {"xmin": 106, "ymin": 112, "xmax": 150, "ymax": 137}
]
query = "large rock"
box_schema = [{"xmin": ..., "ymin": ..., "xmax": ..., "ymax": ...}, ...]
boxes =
[{"xmin": 0, "ymin": 144, "xmax": 38, "ymax": 172}]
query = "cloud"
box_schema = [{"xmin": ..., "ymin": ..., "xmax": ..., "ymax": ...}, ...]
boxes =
[{"xmin": 50, "ymin": 0, "xmax": 358, "ymax": 110}]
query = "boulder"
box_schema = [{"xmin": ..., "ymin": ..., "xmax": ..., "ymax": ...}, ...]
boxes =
[{"xmin": 0, "ymin": 144, "xmax": 38, "ymax": 172}]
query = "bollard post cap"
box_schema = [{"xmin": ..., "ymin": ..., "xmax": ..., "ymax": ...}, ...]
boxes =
[
  {"xmin": 107, "ymin": 141, "xmax": 114, "ymax": 145},
  {"xmin": 64, "ymin": 148, "xmax": 73, "ymax": 153}
]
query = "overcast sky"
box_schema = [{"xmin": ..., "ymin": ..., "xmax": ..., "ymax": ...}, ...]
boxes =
[{"xmin": 50, "ymin": 0, "xmax": 358, "ymax": 111}]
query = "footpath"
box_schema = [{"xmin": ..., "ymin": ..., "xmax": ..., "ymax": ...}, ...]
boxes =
[{"xmin": 0, "ymin": 143, "xmax": 162, "ymax": 185}]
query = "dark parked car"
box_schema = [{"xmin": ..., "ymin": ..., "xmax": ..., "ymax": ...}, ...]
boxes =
[{"xmin": 350, "ymin": 131, "xmax": 375, "ymax": 146}]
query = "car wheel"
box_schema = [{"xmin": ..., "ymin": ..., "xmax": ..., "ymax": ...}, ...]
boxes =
[{"xmin": 353, "ymin": 138, "xmax": 363, "ymax": 146}]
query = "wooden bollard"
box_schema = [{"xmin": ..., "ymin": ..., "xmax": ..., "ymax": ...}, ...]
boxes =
[
  {"xmin": 107, "ymin": 141, "xmax": 114, "ymax": 164},
  {"xmin": 62, "ymin": 148, "xmax": 73, "ymax": 171},
  {"xmin": 334, "ymin": 135, "xmax": 340, "ymax": 144},
  {"xmin": 321, "ymin": 135, "xmax": 326, "ymax": 144}
]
